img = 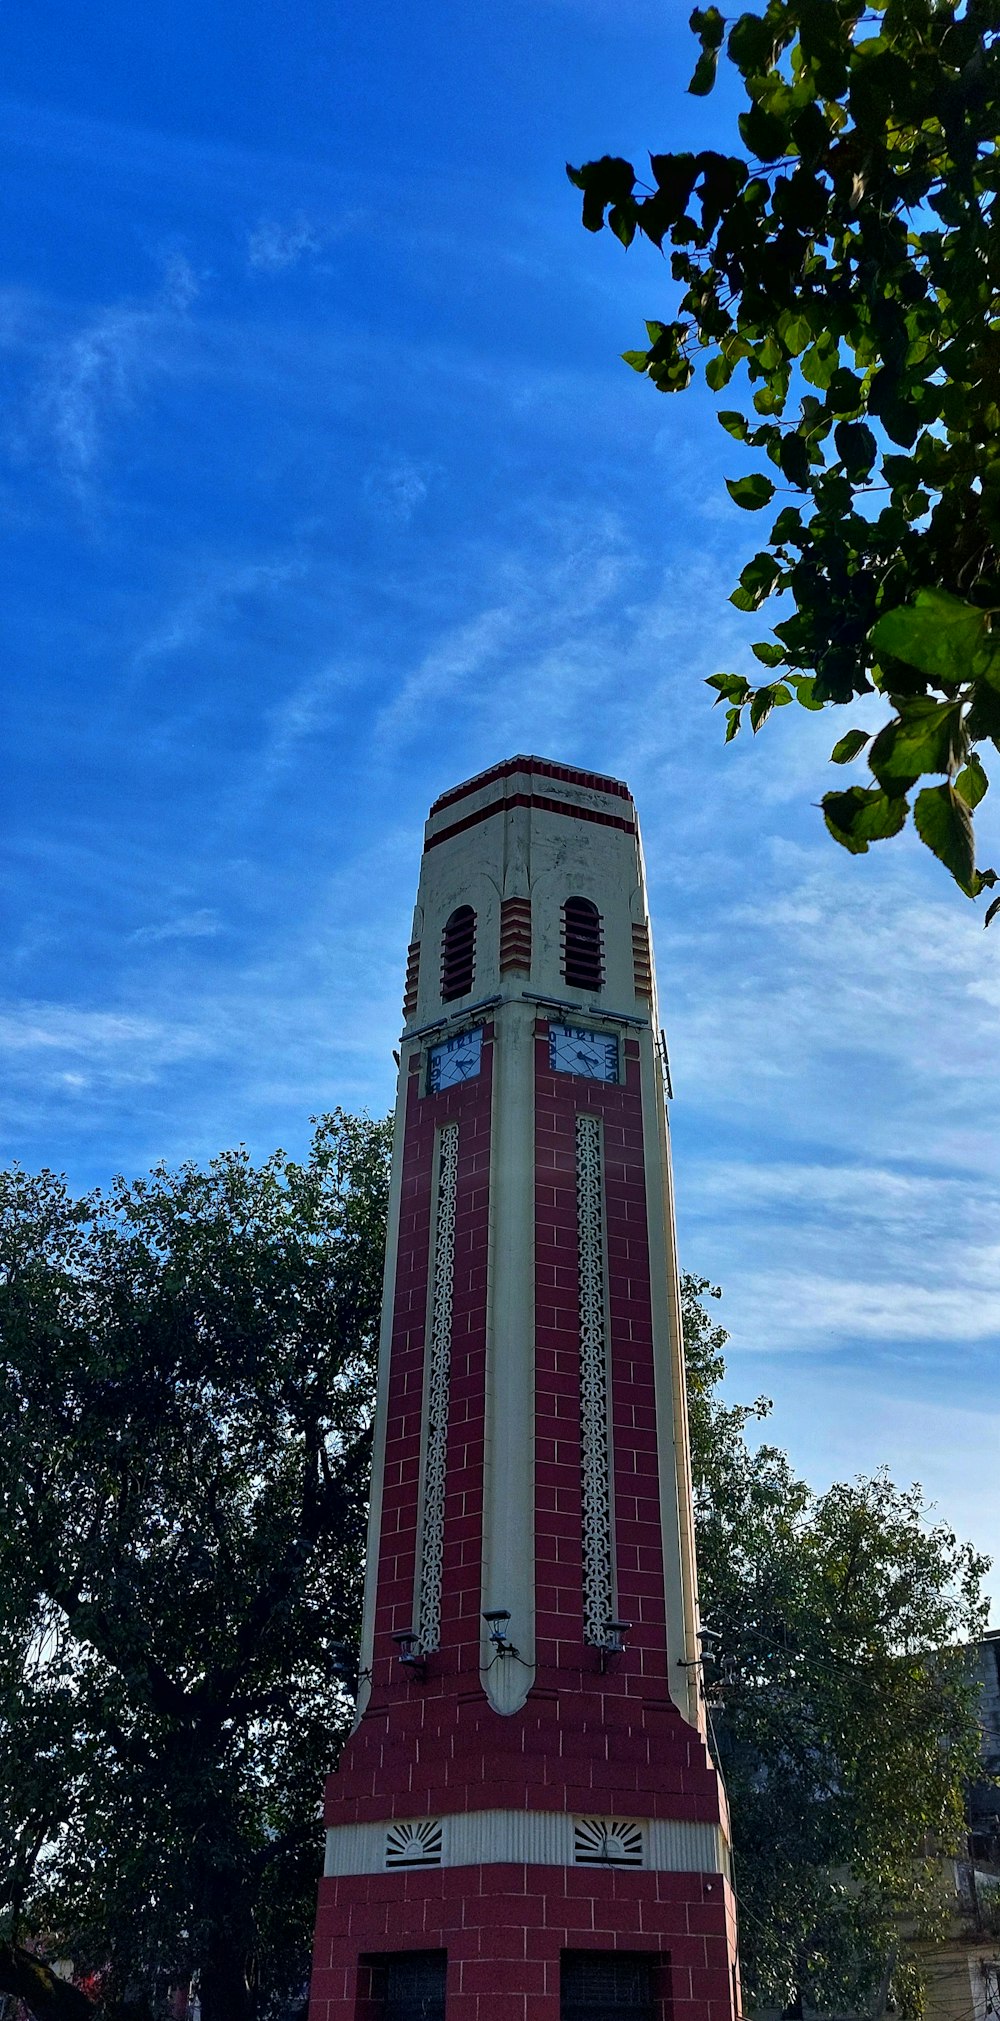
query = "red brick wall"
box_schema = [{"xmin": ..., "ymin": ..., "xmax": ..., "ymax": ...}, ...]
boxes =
[
  {"xmin": 314, "ymin": 1010, "xmax": 741, "ymax": 2021},
  {"xmin": 533, "ymin": 1022, "xmax": 668, "ymax": 1698},
  {"xmin": 368, "ymin": 1030, "xmax": 494, "ymax": 1702},
  {"xmin": 328, "ymin": 1684, "xmax": 724, "ymax": 1825},
  {"xmin": 329, "ymin": 1015, "xmax": 726, "ymax": 1829},
  {"xmin": 311, "ymin": 1864, "xmax": 738, "ymax": 2021}
]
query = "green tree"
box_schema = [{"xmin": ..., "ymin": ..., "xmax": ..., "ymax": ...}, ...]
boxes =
[
  {"xmin": 681, "ymin": 1275, "xmax": 990, "ymax": 2014},
  {"xmin": 0, "ymin": 1113, "xmax": 391, "ymax": 2021},
  {"xmin": 570, "ymin": 0, "xmax": 1000, "ymax": 913}
]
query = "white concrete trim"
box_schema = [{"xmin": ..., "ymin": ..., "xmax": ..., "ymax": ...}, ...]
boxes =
[
  {"xmin": 323, "ymin": 1808, "xmax": 729, "ymax": 1878},
  {"xmin": 480, "ymin": 995, "xmax": 536, "ymax": 1712},
  {"xmin": 638, "ymin": 1011, "xmax": 702, "ymax": 1732},
  {"xmin": 353, "ymin": 1053, "xmax": 412, "ymax": 1723}
]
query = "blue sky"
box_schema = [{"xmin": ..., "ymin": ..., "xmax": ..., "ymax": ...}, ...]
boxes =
[{"xmin": 4, "ymin": 0, "xmax": 999, "ymax": 1613}]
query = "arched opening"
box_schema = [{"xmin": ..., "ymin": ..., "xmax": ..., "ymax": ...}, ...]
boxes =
[
  {"xmin": 440, "ymin": 905, "xmax": 476, "ymax": 1000},
  {"xmin": 562, "ymin": 896, "xmax": 603, "ymax": 991}
]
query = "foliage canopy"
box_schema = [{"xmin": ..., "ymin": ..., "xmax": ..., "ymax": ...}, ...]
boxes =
[
  {"xmin": 0, "ymin": 1133, "xmax": 988, "ymax": 2021},
  {"xmin": 0, "ymin": 1113, "xmax": 391, "ymax": 2021},
  {"xmin": 570, "ymin": 0, "xmax": 1000, "ymax": 912}
]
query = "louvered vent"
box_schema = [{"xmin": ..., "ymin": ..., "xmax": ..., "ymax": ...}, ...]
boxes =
[
  {"xmin": 440, "ymin": 906, "xmax": 475, "ymax": 1000},
  {"xmin": 631, "ymin": 920, "xmax": 652, "ymax": 1001},
  {"xmin": 499, "ymin": 895, "xmax": 532, "ymax": 973},
  {"xmin": 562, "ymin": 897, "xmax": 603, "ymax": 991},
  {"xmin": 385, "ymin": 1819, "xmax": 444, "ymax": 1869},
  {"xmin": 402, "ymin": 939, "xmax": 421, "ymax": 1018},
  {"xmin": 573, "ymin": 1817, "xmax": 644, "ymax": 1867}
]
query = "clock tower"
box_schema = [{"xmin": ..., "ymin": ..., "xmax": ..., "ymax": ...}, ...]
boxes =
[{"xmin": 310, "ymin": 757, "xmax": 740, "ymax": 2021}]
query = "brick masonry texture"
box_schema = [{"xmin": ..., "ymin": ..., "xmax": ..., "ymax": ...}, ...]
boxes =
[
  {"xmin": 310, "ymin": 798, "xmax": 742, "ymax": 2017},
  {"xmin": 312, "ymin": 1865, "xmax": 737, "ymax": 2021}
]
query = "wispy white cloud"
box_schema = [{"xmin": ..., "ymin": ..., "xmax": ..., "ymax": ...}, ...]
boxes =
[
  {"xmin": 258, "ymin": 660, "xmax": 351, "ymax": 780},
  {"xmin": 732, "ymin": 1266, "xmax": 1000, "ymax": 1349},
  {"xmin": 246, "ymin": 214, "xmax": 319, "ymax": 272},
  {"xmin": 37, "ymin": 254, "xmax": 198, "ymax": 486},
  {"xmin": 362, "ymin": 455, "xmax": 434, "ymax": 525},
  {"xmin": 0, "ymin": 1001, "xmax": 211, "ymax": 1083},
  {"xmin": 133, "ymin": 552, "xmax": 308, "ymax": 669},
  {"xmin": 129, "ymin": 908, "xmax": 222, "ymax": 945},
  {"xmin": 369, "ymin": 509, "xmax": 633, "ymax": 761}
]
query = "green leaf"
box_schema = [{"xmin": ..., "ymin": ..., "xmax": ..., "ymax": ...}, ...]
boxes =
[
  {"xmin": 966, "ymin": 682, "xmax": 1000, "ymax": 744},
  {"xmin": 777, "ymin": 311, "xmax": 812, "ymax": 358},
  {"xmin": 648, "ymin": 152, "xmax": 698, "ymax": 218},
  {"xmin": 770, "ymin": 506, "xmax": 802, "ymax": 544},
  {"xmin": 789, "ymin": 674, "xmax": 824, "ymax": 711},
  {"xmin": 706, "ymin": 352, "xmax": 735, "ymax": 391},
  {"xmin": 690, "ymin": 45, "xmax": 721, "ymax": 93},
  {"xmin": 830, "ymin": 729, "xmax": 871, "ymax": 764},
  {"xmin": 727, "ymin": 12, "xmax": 776, "ymax": 78},
  {"xmin": 913, "ymin": 782, "xmax": 976, "ymax": 893},
  {"xmin": 826, "ymin": 368, "xmax": 864, "ymax": 415},
  {"xmin": 868, "ymin": 699, "xmax": 965, "ymax": 788},
  {"xmin": 752, "ymin": 642, "xmax": 785, "ymax": 667},
  {"xmin": 718, "ymin": 410, "xmax": 751, "ymax": 441},
  {"xmin": 750, "ymin": 686, "xmax": 776, "ymax": 731},
  {"xmin": 822, "ymin": 786, "xmax": 908, "ymax": 855},
  {"xmin": 738, "ymin": 100, "xmax": 790, "ymax": 161},
  {"xmin": 985, "ymin": 894, "xmax": 1000, "ymax": 930},
  {"xmin": 778, "ymin": 431, "xmax": 811, "ymax": 488},
  {"xmin": 689, "ymin": 5, "xmax": 725, "ymax": 49},
  {"xmin": 834, "ymin": 421, "xmax": 877, "ymax": 479},
  {"xmin": 726, "ymin": 473, "xmax": 776, "ymax": 511},
  {"xmin": 706, "ymin": 672, "xmax": 751, "ymax": 705},
  {"xmin": 622, "ymin": 350, "xmax": 651, "ymax": 372},
  {"xmin": 871, "ymin": 591, "xmax": 989, "ymax": 685},
  {"xmin": 688, "ymin": 6, "xmax": 725, "ymax": 91},
  {"xmin": 724, "ymin": 704, "xmax": 742, "ymax": 742},
  {"xmin": 731, "ymin": 552, "xmax": 781, "ymax": 613},
  {"xmin": 801, "ymin": 333, "xmax": 839, "ymax": 391},
  {"xmin": 955, "ymin": 753, "xmax": 988, "ymax": 810},
  {"xmin": 609, "ymin": 202, "xmax": 637, "ymax": 247},
  {"xmin": 566, "ymin": 155, "xmax": 637, "ymax": 232}
]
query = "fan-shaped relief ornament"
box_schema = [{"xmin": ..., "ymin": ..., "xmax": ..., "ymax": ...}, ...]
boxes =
[
  {"xmin": 575, "ymin": 1114, "xmax": 615, "ymax": 1647},
  {"xmin": 385, "ymin": 1819, "xmax": 444, "ymax": 1869},
  {"xmin": 416, "ymin": 1123, "xmax": 460, "ymax": 1655},
  {"xmin": 573, "ymin": 1816, "xmax": 644, "ymax": 1867}
]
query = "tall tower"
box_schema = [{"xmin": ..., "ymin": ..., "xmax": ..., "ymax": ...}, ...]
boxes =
[{"xmin": 310, "ymin": 757, "xmax": 740, "ymax": 2021}]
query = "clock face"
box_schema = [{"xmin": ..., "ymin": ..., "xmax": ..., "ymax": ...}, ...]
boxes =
[
  {"xmin": 427, "ymin": 1024, "xmax": 484, "ymax": 1093},
  {"xmin": 549, "ymin": 1024, "xmax": 619, "ymax": 1083}
]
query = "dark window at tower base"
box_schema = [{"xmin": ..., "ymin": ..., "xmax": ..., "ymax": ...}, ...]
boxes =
[
  {"xmin": 357, "ymin": 1951, "xmax": 446, "ymax": 2021},
  {"xmin": 561, "ymin": 1951, "xmax": 658, "ymax": 2021}
]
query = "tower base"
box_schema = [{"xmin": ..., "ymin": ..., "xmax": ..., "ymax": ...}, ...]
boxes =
[{"xmin": 311, "ymin": 1863, "xmax": 738, "ymax": 2021}]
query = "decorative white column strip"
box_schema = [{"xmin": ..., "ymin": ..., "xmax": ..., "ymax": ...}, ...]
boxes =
[
  {"xmin": 417, "ymin": 1122, "xmax": 459, "ymax": 1654},
  {"xmin": 575, "ymin": 1113, "xmax": 615, "ymax": 1647},
  {"xmin": 480, "ymin": 993, "xmax": 536, "ymax": 1713}
]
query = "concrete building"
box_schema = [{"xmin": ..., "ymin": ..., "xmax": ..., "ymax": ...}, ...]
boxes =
[{"xmin": 921, "ymin": 1632, "xmax": 1000, "ymax": 2021}]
